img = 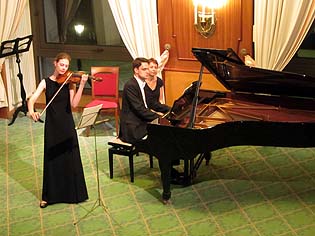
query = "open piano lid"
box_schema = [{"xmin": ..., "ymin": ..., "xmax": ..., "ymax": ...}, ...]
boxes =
[{"xmin": 192, "ymin": 47, "xmax": 315, "ymax": 99}]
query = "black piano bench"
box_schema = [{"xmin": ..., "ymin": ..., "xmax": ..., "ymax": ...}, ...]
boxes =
[{"xmin": 108, "ymin": 138, "xmax": 153, "ymax": 182}]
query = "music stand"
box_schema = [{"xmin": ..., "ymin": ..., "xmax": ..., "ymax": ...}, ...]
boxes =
[
  {"xmin": 0, "ymin": 35, "xmax": 38, "ymax": 125},
  {"xmin": 74, "ymin": 104, "xmax": 110, "ymax": 225}
]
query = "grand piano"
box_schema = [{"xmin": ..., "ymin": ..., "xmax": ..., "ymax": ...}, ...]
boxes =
[{"xmin": 146, "ymin": 47, "xmax": 315, "ymax": 202}]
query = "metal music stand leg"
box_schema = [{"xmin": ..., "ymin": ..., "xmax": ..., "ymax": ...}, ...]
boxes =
[
  {"xmin": 74, "ymin": 124, "xmax": 110, "ymax": 225},
  {"xmin": 8, "ymin": 52, "xmax": 27, "ymax": 125},
  {"xmin": 73, "ymin": 105, "xmax": 112, "ymax": 225},
  {"xmin": 0, "ymin": 35, "xmax": 39, "ymax": 125}
]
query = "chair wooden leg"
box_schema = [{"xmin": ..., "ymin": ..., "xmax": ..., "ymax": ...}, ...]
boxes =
[
  {"xmin": 85, "ymin": 126, "xmax": 91, "ymax": 137},
  {"xmin": 115, "ymin": 109, "xmax": 119, "ymax": 135},
  {"xmin": 108, "ymin": 148, "xmax": 114, "ymax": 179},
  {"xmin": 129, "ymin": 154, "xmax": 134, "ymax": 182},
  {"xmin": 149, "ymin": 155, "xmax": 153, "ymax": 168}
]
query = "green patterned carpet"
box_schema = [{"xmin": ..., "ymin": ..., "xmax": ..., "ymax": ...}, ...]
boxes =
[{"xmin": 1, "ymin": 112, "xmax": 315, "ymax": 236}]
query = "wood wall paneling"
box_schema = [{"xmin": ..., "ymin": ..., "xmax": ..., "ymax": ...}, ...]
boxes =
[
  {"xmin": 164, "ymin": 71, "xmax": 228, "ymax": 105},
  {"xmin": 158, "ymin": 0, "xmax": 253, "ymax": 105}
]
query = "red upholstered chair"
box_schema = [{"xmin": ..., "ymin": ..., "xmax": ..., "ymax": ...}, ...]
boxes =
[{"xmin": 84, "ymin": 66, "xmax": 120, "ymax": 136}]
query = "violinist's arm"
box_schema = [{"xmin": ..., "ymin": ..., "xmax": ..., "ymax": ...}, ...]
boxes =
[
  {"xmin": 70, "ymin": 74, "xmax": 88, "ymax": 108},
  {"xmin": 28, "ymin": 79, "xmax": 46, "ymax": 121}
]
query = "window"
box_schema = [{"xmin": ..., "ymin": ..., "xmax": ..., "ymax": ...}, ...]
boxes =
[
  {"xmin": 284, "ymin": 20, "xmax": 315, "ymax": 77},
  {"xmin": 296, "ymin": 21, "xmax": 315, "ymax": 58},
  {"xmin": 42, "ymin": 0, "xmax": 124, "ymax": 46},
  {"xmin": 30, "ymin": 0, "xmax": 132, "ymax": 89}
]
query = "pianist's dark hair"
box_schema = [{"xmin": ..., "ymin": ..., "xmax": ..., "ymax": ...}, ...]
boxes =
[{"xmin": 132, "ymin": 57, "xmax": 149, "ymax": 70}]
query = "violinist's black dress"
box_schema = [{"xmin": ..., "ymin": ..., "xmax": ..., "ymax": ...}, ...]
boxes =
[{"xmin": 42, "ymin": 78, "xmax": 88, "ymax": 204}]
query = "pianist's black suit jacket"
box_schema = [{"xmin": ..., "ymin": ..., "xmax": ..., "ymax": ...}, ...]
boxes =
[{"xmin": 119, "ymin": 77, "xmax": 159, "ymax": 144}]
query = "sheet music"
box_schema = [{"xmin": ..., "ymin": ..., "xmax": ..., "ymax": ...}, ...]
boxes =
[{"xmin": 76, "ymin": 104, "xmax": 103, "ymax": 129}]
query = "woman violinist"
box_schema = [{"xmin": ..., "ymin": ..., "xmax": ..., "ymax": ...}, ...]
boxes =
[{"xmin": 28, "ymin": 52, "xmax": 89, "ymax": 208}]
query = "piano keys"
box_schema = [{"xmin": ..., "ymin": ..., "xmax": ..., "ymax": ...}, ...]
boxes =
[{"xmin": 145, "ymin": 48, "xmax": 315, "ymax": 202}]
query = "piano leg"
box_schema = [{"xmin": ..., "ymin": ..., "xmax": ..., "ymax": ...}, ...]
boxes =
[
  {"xmin": 158, "ymin": 158, "xmax": 172, "ymax": 203},
  {"xmin": 204, "ymin": 152, "xmax": 212, "ymax": 165},
  {"xmin": 184, "ymin": 160, "xmax": 189, "ymax": 182},
  {"xmin": 189, "ymin": 152, "xmax": 212, "ymax": 180},
  {"xmin": 183, "ymin": 160, "xmax": 194, "ymax": 185}
]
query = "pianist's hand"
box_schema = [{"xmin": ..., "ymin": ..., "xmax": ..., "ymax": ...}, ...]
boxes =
[
  {"xmin": 151, "ymin": 118, "xmax": 159, "ymax": 124},
  {"xmin": 150, "ymin": 109, "xmax": 165, "ymax": 117}
]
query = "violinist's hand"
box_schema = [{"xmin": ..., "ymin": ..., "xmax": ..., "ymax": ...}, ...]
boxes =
[
  {"xmin": 29, "ymin": 111, "xmax": 41, "ymax": 122},
  {"xmin": 80, "ymin": 74, "xmax": 89, "ymax": 86}
]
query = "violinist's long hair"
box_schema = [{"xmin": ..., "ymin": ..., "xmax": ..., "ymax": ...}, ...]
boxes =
[{"xmin": 54, "ymin": 52, "xmax": 71, "ymax": 63}]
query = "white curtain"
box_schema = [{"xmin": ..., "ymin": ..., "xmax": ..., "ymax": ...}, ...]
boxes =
[
  {"xmin": 0, "ymin": 0, "xmax": 36, "ymax": 110},
  {"xmin": 108, "ymin": 0, "xmax": 161, "ymax": 60},
  {"xmin": 56, "ymin": 0, "xmax": 81, "ymax": 43},
  {"xmin": 254, "ymin": 0, "xmax": 315, "ymax": 70},
  {"xmin": 92, "ymin": 0, "xmax": 123, "ymax": 46}
]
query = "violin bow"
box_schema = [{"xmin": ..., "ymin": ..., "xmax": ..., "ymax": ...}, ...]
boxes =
[{"xmin": 39, "ymin": 72, "xmax": 73, "ymax": 117}]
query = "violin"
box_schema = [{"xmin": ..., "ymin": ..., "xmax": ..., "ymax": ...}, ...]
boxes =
[
  {"xmin": 56, "ymin": 70, "xmax": 102, "ymax": 84},
  {"xmin": 39, "ymin": 71, "xmax": 102, "ymax": 117}
]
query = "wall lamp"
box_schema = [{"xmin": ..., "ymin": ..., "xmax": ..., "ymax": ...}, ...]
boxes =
[
  {"xmin": 74, "ymin": 24, "xmax": 85, "ymax": 35},
  {"xmin": 193, "ymin": 0, "xmax": 227, "ymax": 38}
]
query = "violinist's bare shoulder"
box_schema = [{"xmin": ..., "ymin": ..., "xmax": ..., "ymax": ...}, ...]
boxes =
[{"xmin": 34, "ymin": 79, "xmax": 46, "ymax": 96}]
